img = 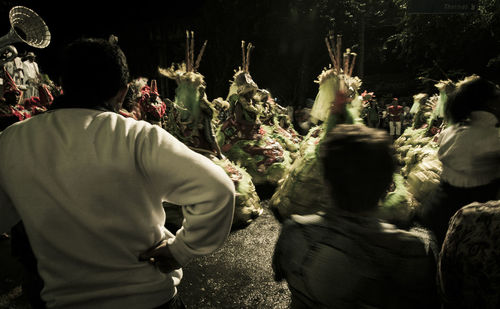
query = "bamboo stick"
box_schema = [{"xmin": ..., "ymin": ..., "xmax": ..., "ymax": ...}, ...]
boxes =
[
  {"xmin": 343, "ymin": 48, "xmax": 350, "ymax": 76},
  {"xmin": 336, "ymin": 34, "xmax": 342, "ymax": 74},
  {"xmin": 245, "ymin": 43, "xmax": 253, "ymax": 73},
  {"xmin": 194, "ymin": 40, "xmax": 208, "ymax": 72},
  {"xmin": 324, "ymin": 36, "xmax": 337, "ymax": 69},
  {"xmin": 348, "ymin": 53, "xmax": 357, "ymax": 77},
  {"xmin": 241, "ymin": 40, "xmax": 246, "ymax": 71},
  {"xmin": 186, "ymin": 30, "xmax": 190, "ymax": 71},
  {"xmin": 190, "ymin": 31, "xmax": 195, "ymax": 72}
]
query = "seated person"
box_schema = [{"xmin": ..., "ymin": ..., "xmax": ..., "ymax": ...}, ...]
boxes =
[
  {"xmin": 273, "ymin": 124, "xmax": 440, "ymax": 308},
  {"xmin": 438, "ymin": 200, "xmax": 500, "ymax": 309}
]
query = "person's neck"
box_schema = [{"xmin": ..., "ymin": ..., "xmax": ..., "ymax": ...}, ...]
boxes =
[{"xmin": 48, "ymin": 95, "xmax": 115, "ymax": 112}]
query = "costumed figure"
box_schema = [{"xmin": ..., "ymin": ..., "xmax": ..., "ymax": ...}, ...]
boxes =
[
  {"xmin": 119, "ymin": 78, "xmax": 145, "ymax": 120},
  {"xmin": 0, "ymin": 67, "xmax": 30, "ymax": 130},
  {"xmin": 270, "ymin": 33, "xmax": 414, "ymax": 225},
  {"xmin": 120, "ymin": 78, "xmax": 167, "ymax": 125},
  {"xmin": 360, "ymin": 90, "xmax": 379, "ymax": 128},
  {"xmin": 259, "ymin": 90, "xmax": 303, "ymax": 157},
  {"xmin": 159, "ymin": 31, "xmax": 262, "ymax": 228},
  {"xmin": 139, "ymin": 79, "xmax": 166, "ymax": 125},
  {"xmin": 427, "ymin": 79, "xmax": 456, "ymax": 137},
  {"xmin": 22, "ymin": 83, "xmax": 54, "ymax": 115},
  {"xmin": 217, "ymin": 41, "xmax": 295, "ymax": 186},
  {"xmin": 409, "ymin": 93, "xmax": 429, "ymax": 129}
]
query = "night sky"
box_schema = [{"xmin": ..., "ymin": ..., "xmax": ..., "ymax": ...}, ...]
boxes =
[
  {"xmin": 1, "ymin": 1, "xmax": 207, "ymax": 76},
  {"xmin": 0, "ymin": 0, "xmax": 339, "ymax": 106}
]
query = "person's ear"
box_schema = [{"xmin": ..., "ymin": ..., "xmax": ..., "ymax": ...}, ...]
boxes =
[
  {"xmin": 117, "ymin": 85, "xmax": 129, "ymax": 105},
  {"xmin": 110, "ymin": 85, "xmax": 129, "ymax": 111}
]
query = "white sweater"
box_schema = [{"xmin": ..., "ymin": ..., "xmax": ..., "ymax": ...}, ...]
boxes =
[
  {"xmin": 438, "ymin": 111, "xmax": 500, "ymax": 187},
  {"xmin": 0, "ymin": 108, "xmax": 235, "ymax": 308}
]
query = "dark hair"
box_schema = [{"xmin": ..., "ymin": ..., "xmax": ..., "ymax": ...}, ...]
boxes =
[
  {"xmin": 320, "ymin": 124, "xmax": 395, "ymax": 212},
  {"xmin": 445, "ymin": 77, "xmax": 500, "ymax": 123},
  {"xmin": 57, "ymin": 38, "xmax": 129, "ymax": 109}
]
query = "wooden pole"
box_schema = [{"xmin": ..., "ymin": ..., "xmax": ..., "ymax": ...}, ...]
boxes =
[
  {"xmin": 348, "ymin": 53, "xmax": 357, "ymax": 77},
  {"xmin": 245, "ymin": 43, "xmax": 253, "ymax": 73},
  {"xmin": 324, "ymin": 36, "xmax": 337, "ymax": 69},
  {"xmin": 194, "ymin": 40, "xmax": 208, "ymax": 72},
  {"xmin": 190, "ymin": 31, "xmax": 195, "ymax": 72},
  {"xmin": 186, "ymin": 30, "xmax": 190, "ymax": 71},
  {"xmin": 241, "ymin": 40, "xmax": 246, "ymax": 71},
  {"xmin": 336, "ymin": 34, "xmax": 342, "ymax": 74}
]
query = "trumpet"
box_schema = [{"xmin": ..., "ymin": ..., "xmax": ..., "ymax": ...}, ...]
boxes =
[{"xmin": 0, "ymin": 6, "xmax": 51, "ymax": 66}]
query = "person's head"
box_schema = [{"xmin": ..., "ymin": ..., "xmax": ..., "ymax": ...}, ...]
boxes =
[
  {"xmin": 320, "ymin": 124, "xmax": 395, "ymax": 213},
  {"xmin": 3, "ymin": 91, "xmax": 22, "ymax": 106},
  {"xmin": 391, "ymin": 98, "xmax": 399, "ymax": 106},
  {"xmin": 58, "ymin": 38, "xmax": 129, "ymax": 111},
  {"xmin": 445, "ymin": 76, "xmax": 500, "ymax": 123},
  {"xmin": 26, "ymin": 52, "xmax": 36, "ymax": 62}
]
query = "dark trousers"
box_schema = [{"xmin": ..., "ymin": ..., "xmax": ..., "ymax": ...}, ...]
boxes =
[{"xmin": 10, "ymin": 222, "xmax": 46, "ymax": 309}]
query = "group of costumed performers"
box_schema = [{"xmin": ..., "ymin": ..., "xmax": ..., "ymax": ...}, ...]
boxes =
[
  {"xmin": 2, "ymin": 32, "xmax": 485, "ymax": 237},
  {"xmin": 393, "ymin": 75, "xmax": 488, "ymax": 221},
  {"xmin": 216, "ymin": 41, "xmax": 301, "ymax": 186},
  {"xmin": 119, "ymin": 34, "xmax": 304, "ymax": 229},
  {"xmin": 270, "ymin": 33, "xmax": 415, "ymax": 226},
  {"xmin": 0, "ymin": 67, "xmax": 55, "ymax": 131},
  {"xmin": 153, "ymin": 31, "xmax": 263, "ymax": 229}
]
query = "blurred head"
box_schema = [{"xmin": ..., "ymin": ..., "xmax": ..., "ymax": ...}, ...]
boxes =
[
  {"xmin": 320, "ymin": 124, "xmax": 395, "ymax": 213},
  {"xmin": 26, "ymin": 52, "xmax": 36, "ymax": 62},
  {"xmin": 445, "ymin": 77, "xmax": 500, "ymax": 123},
  {"xmin": 58, "ymin": 38, "xmax": 129, "ymax": 111}
]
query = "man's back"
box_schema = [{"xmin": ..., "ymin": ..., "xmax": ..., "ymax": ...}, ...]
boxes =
[
  {"xmin": 0, "ymin": 108, "xmax": 235, "ymax": 308},
  {"xmin": 273, "ymin": 211, "xmax": 440, "ymax": 308}
]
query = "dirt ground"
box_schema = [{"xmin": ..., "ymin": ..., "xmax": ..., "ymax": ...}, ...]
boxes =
[{"xmin": 0, "ymin": 201, "xmax": 291, "ymax": 309}]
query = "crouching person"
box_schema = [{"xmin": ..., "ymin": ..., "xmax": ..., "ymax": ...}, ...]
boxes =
[
  {"xmin": 0, "ymin": 38, "xmax": 235, "ymax": 309},
  {"xmin": 273, "ymin": 124, "xmax": 440, "ymax": 308}
]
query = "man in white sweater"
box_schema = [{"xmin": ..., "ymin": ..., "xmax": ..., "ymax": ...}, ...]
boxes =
[{"xmin": 0, "ymin": 38, "xmax": 235, "ymax": 308}]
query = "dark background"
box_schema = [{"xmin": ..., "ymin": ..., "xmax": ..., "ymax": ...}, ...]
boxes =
[{"xmin": 0, "ymin": 0, "xmax": 498, "ymax": 108}]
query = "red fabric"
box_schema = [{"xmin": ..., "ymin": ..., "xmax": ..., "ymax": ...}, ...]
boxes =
[
  {"xmin": 331, "ymin": 91, "xmax": 349, "ymax": 115},
  {"xmin": 38, "ymin": 84, "xmax": 54, "ymax": 107},
  {"xmin": 23, "ymin": 97, "xmax": 47, "ymax": 116},
  {"xmin": 138, "ymin": 85, "xmax": 166, "ymax": 122},
  {"xmin": 387, "ymin": 105, "xmax": 403, "ymax": 122},
  {"xmin": 0, "ymin": 104, "xmax": 31, "ymax": 121},
  {"xmin": 2, "ymin": 67, "xmax": 21, "ymax": 96}
]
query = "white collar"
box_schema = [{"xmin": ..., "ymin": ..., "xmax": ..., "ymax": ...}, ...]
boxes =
[{"xmin": 470, "ymin": 111, "xmax": 498, "ymax": 127}]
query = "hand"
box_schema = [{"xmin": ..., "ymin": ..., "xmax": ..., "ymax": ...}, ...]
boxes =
[{"xmin": 139, "ymin": 240, "xmax": 182, "ymax": 273}]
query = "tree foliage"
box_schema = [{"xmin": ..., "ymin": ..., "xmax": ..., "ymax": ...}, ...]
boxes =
[{"xmin": 385, "ymin": 0, "xmax": 500, "ymax": 87}]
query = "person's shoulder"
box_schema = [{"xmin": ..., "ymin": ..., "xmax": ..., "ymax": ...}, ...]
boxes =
[
  {"xmin": 279, "ymin": 214, "xmax": 328, "ymax": 236},
  {"xmin": 375, "ymin": 223, "xmax": 438, "ymax": 256},
  {"xmin": 290, "ymin": 213, "xmax": 328, "ymax": 226}
]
